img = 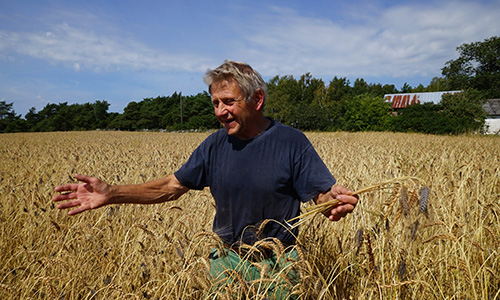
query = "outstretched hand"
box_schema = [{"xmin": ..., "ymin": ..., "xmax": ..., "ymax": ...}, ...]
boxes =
[{"xmin": 53, "ymin": 174, "xmax": 112, "ymax": 215}]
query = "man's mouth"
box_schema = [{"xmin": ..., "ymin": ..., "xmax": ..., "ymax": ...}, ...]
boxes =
[{"xmin": 222, "ymin": 119, "xmax": 235, "ymax": 126}]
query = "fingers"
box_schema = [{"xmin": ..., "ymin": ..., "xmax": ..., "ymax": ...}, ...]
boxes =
[
  {"xmin": 54, "ymin": 183, "xmax": 80, "ymax": 193},
  {"xmin": 331, "ymin": 184, "xmax": 356, "ymax": 197},
  {"xmin": 53, "ymin": 194, "xmax": 91, "ymax": 215},
  {"xmin": 331, "ymin": 184, "xmax": 353, "ymax": 195},
  {"xmin": 336, "ymin": 193, "xmax": 359, "ymax": 206},
  {"xmin": 53, "ymin": 175, "xmax": 86, "ymax": 214},
  {"xmin": 53, "ymin": 175, "xmax": 93, "ymax": 193},
  {"xmin": 326, "ymin": 184, "xmax": 359, "ymax": 221},
  {"xmin": 74, "ymin": 174, "xmax": 92, "ymax": 183},
  {"xmin": 52, "ymin": 192, "xmax": 77, "ymax": 202},
  {"xmin": 55, "ymin": 199, "xmax": 81, "ymax": 210},
  {"xmin": 52, "ymin": 174, "xmax": 105, "ymax": 216},
  {"xmin": 328, "ymin": 203, "xmax": 356, "ymax": 221},
  {"xmin": 67, "ymin": 205, "xmax": 88, "ymax": 216}
]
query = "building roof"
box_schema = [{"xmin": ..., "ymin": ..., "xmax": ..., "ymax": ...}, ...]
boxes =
[
  {"xmin": 384, "ymin": 91, "xmax": 461, "ymax": 109},
  {"xmin": 483, "ymin": 99, "xmax": 500, "ymax": 116}
]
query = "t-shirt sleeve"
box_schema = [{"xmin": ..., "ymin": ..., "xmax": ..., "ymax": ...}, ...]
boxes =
[
  {"xmin": 293, "ymin": 143, "xmax": 336, "ymax": 202},
  {"xmin": 174, "ymin": 141, "xmax": 209, "ymax": 190}
]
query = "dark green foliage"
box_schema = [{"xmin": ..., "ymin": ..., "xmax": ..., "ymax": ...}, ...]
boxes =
[
  {"xmin": 0, "ymin": 93, "xmax": 218, "ymax": 133},
  {"xmin": 440, "ymin": 89, "xmax": 486, "ymax": 133},
  {"xmin": 24, "ymin": 101, "xmax": 110, "ymax": 132},
  {"xmin": 390, "ymin": 90, "xmax": 486, "ymax": 134},
  {"xmin": 442, "ymin": 36, "xmax": 500, "ymax": 99},
  {"xmin": 390, "ymin": 103, "xmax": 448, "ymax": 134},
  {"xmin": 0, "ymin": 101, "xmax": 27, "ymax": 132},
  {"xmin": 105, "ymin": 92, "xmax": 217, "ymax": 131},
  {"xmin": 341, "ymin": 94, "xmax": 392, "ymax": 132}
]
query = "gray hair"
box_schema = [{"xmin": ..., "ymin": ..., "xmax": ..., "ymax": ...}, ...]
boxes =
[{"xmin": 203, "ymin": 60, "xmax": 268, "ymax": 105}]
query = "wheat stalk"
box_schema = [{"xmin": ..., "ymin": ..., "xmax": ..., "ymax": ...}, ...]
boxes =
[
  {"xmin": 0, "ymin": 284, "xmax": 14, "ymax": 296},
  {"xmin": 376, "ymin": 280, "xmax": 429, "ymax": 289},
  {"xmin": 423, "ymin": 234, "xmax": 457, "ymax": 244},
  {"xmin": 288, "ymin": 176, "xmax": 423, "ymax": 228},
  {"xmin": 483, "ymin": 226, "xmax": 499, "ymax": 246},
  {"xmin": 457, "ymin": 258, "xmax": 471, "ymax": 285}
]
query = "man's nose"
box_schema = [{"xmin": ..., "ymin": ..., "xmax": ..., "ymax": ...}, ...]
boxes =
[{"xmin": 215, "ymin": 103, "xmax": 228, "ymax": 116}]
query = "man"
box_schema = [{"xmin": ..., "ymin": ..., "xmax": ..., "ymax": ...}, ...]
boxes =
[{"xmin": 53, "ymin": 60, "xmax": 358, "ymax": 297}]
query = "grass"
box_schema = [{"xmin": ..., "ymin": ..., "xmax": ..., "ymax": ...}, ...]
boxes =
[{"xmin": 0, "ymin": 131, "xmax": 499, "ymax": 299}]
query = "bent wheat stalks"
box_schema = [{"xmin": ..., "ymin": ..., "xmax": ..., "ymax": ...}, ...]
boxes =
[{"xmin": 287, "ymin": 176, "xmax": 423, "ymax": 228}]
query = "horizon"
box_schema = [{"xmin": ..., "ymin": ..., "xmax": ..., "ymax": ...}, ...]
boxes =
[{"xmin": 1, "ymin": 0, "xmax": 499, "ymax": 116}]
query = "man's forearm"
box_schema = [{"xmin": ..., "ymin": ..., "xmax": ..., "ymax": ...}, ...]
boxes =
[{"xmin": 108, "ymin": 175, "xmax": 189, "ymax": 205}]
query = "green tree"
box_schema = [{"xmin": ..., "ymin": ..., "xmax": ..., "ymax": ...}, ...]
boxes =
[
  {"xmin": 0, "ymin": 101, "xmax": 15, "ymax": 120},
  {"xmin": 391, "ymin": 103, "xmax": 449, "ymax": 134},
  {"xmin": 400, "ymin": 82, "xmax": 412, "ymax": 93},
  {"xmin": 442, "ymin": 36, "xmax": 500, "ymax": 98},
  {"xmin": 325, "ymin": 76, "xmax": 351, "ymax": 130},
  {"xmin": 183, "ymin": 92, "xmax": 218, "ymax": 130},
  {"xmin": 342, "ymin": 94, "xmax": 392, "ymax": 131},
  {"xmin": 0, "ymin": 101, "xmax": 26, "ymax": 132},
  {"xmin": 391, "ymin": 90, "xmax": 486, "ymax": 134},
  {"xmin": 426, "ymin": 77, "xmax": 450, "ymax": 92},
  {"xmin": 118, "ymin": 101, "xmax": 142, "ymax": 130},
  {"xmin": 266, "ymin": 75, "xmax": 300, "ymax": 125},
  {"xmin": 352, "ymin": 78, "xmax": 370, "ymax": 96},
  {"xmin": 441, "ymin": 89, "xmax": 486, "ymax": 133},
  {"xmin": 25, "ymin": 107, "xmax": 40, "ymax": 131},
  {"xmin": 34, "ymin": 103, "xmax": 60, "ymax": 131}
]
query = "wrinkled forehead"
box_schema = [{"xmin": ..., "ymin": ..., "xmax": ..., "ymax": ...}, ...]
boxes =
[
  {"xmin": 210, "ymin": 78, "xmax": 242, "ymax": 98},
  {"xmin": 209, "ymin": 76, "xmax": 240, "ymax": 94}
]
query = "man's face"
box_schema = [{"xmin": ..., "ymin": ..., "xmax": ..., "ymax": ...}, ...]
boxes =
[{"xmin": 211, "ymin": 79, "xmax": 257, "ymax": 140}]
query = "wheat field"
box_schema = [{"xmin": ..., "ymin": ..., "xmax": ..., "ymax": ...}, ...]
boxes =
[{"xmin": 0, "ymin": 131, "xmax": 499, "ymax": 299}]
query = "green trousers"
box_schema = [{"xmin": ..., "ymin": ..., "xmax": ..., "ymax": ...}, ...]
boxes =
[{"xmin": 208, "ymin": 247, "xmax": 299, "ymax": 299}]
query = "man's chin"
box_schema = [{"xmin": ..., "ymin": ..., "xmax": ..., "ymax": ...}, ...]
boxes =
[
  {"xmin": 223, "ymin": 127, "xmax": 240, "ymax": 137},
  {"xmin": 222, "ymin": 122, "xmax": 238, "ymax": 134}
]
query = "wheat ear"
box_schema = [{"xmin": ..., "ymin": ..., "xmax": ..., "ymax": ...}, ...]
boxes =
[{"xmin": 288, "ymin": 176, "xmax": 423, "ymax": 228}]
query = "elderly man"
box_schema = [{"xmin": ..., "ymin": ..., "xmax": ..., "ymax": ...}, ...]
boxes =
[{"xmin": 53, "ymin": 60, "xmax": 358, "ymax": 298}]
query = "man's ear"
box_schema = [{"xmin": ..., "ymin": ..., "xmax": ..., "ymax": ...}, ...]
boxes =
[{"xmin": 253, "ymin": 89, "xmax": 265, "ymax": 111}]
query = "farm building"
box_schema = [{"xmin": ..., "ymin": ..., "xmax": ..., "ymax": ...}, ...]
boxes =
[
  {"xmin": 483, "ymin": 99, "xmax": 500, "ymax": 134},
  {"xmin": 384, "ymin": 91, "xmax": 500, "ymax": 134},
  {"xmin": 384, "ymin": 91, "xmax": 462, "ymax": 109}
]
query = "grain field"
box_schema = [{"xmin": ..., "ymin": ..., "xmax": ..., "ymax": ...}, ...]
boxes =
[{"xmin": 0, "ymin": 131, "xmax": 499, "ymax": 299}]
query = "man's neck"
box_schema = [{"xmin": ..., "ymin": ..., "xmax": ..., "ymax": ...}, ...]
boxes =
[{"xmin": 238, "ymin": 116, "xmax": 271, "ymax": 140}]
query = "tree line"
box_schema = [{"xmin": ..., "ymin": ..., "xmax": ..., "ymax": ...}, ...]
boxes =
[{"xmin": 2, "ymin": 36, "xmax": 498, "ymax": 135}]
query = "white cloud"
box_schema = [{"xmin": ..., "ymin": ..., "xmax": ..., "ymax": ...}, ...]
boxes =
[
  {"xmin": 73, "ymin": 62, "xmax": 81, "ymax": 72},
  {"xmin": 1, "ymin": 0, "xmax": 499, "ymax": 83},
  {"xmin": 1, "ymin": 23, "xmax": 210, "ymax": 73},
  {"xmin": 238, "ymin": 1, "xmax": 500, "ymax": 80}
]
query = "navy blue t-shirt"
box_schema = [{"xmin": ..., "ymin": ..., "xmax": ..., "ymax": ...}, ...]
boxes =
[{"xmin": 174, "ymin": 119, "xmax": 336, "ymax": 245}]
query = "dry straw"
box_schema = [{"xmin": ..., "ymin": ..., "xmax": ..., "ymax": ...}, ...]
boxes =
[
  {"xmin": 4, "ymin": 131, "xmax": 498, "ymax": 300},
  {"xmin": 288, "ymin": 176, "xmax": 423, "ymax": 228}
]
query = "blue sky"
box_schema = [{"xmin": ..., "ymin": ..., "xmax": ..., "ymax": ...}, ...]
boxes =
[{"xmin": 1, "ymin": 0, "xmax": 499, "ymax": 115}]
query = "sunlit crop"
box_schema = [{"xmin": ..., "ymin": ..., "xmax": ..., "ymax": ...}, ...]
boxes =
[{"xmin": 1, "ymin": 131, "xmax": 499, "ymax": 299}]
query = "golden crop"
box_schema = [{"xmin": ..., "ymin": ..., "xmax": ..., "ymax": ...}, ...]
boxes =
[{"xmin": 0, "ymin": 131, "xmax": 499, "ymax": 299}]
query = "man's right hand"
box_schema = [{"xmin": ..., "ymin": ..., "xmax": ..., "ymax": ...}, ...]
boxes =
[{"xmin": 53, "ymin": 174, "xmax": 112, "ymax": 215}]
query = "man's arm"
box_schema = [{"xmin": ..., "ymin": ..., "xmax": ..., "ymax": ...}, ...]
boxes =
[
  {"xmin": 53, "ymin": 174, "xmax": 189, "ymax": 216},
  {"xmin": 313, "ymin": 184, "xmax": 358, "ymax": 221}
]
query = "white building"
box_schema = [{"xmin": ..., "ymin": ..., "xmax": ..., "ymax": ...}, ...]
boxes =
[{"xmin": 483, "ymin": 99, "xmax": 500, "ymax": 135}]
